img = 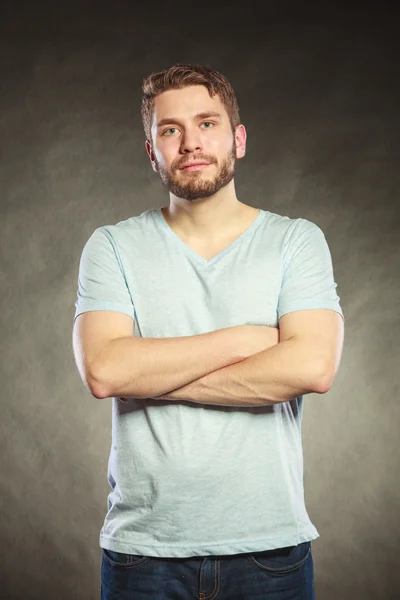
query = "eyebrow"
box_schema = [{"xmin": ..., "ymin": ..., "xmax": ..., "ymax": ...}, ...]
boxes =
[{"xmin": 156, "ymin": 111, "xmax": 223, "ymax": 129}]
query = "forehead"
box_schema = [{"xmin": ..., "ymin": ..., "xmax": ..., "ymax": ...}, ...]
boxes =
[{"xmin": 152, "ymin": 85, "xmax": 227, "ymax": 124}]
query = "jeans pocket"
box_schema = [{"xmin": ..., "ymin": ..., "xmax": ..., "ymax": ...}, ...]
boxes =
[
  {"xmin": 102, "ymin": 548, "xmax": 150, "ymax": 568},
  {"xmin": 248, "ymin": 541, "xmax": 311, "ymax": 575}
]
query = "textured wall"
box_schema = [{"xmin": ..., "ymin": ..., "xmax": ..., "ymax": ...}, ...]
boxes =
[{"xmin": 1, "ymin": 2, "xmax": 399, "ymax": 599}]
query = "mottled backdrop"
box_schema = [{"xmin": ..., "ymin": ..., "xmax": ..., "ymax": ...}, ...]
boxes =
[{"xmin": 1, "ymin": 1, "xmax": 399, "ymax": 599}]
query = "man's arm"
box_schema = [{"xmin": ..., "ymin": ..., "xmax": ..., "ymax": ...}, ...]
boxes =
[
  {"xmin": 148, "ymin": 309, "xmax": 344, "ymax": 408},
  {"xmin": 152, "ymin": 337, "xmax": 323, "ymax": 407}
]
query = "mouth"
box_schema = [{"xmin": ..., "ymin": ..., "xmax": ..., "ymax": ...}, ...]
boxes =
[{"xmin": 180, "ymin": 162, "xmax": 211, "ymax": 172}]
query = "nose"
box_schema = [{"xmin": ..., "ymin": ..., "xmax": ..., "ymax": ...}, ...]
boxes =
[{"xmin": 180, "ymin": 128, "xmax": 202, "ymax": 154}]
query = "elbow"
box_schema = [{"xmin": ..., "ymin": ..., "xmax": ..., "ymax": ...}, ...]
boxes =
[
  {"xmin": 87, "ymin": 366, "xmax": 110, "ymax": 399},
  {"xmin": 314, "ymin": 379, "xmax": 331, "ymax": 395},
  {"xmin": 314, "ymin": 362, "xmax": 335, "ymax": 395},
  {"xmin": 90, "ymin": 382, "xmax": 109, "ymax": 399}
]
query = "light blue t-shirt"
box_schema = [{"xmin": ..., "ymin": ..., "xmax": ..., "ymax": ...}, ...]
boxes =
[{"xmin": 73, "ymin": 207, "xmax": 344, "ymax": 558}]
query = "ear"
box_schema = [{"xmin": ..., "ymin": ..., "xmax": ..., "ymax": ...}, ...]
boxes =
[
  {"xmin": 145, "ymin": 140, "xmax": 158, "ymax": 172},
  {"xmin": 235, "ymin": 124, "xmax": 247, "ymax": 159}
]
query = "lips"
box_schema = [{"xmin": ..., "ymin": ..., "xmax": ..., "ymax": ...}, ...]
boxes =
[{"xmin": 180, "ymin": 161, "xmax": 211, "ymax": 169}]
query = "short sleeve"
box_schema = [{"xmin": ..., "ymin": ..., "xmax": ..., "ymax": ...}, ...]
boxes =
[
  {"xmin": 73, "ymin": 227, "xmax": 135, "ymax": 324},
  {"xmin": 278, "ymin": 219, "xmax": 344, "ymax": 322}
]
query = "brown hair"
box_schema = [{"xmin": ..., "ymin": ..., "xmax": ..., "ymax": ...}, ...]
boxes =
[{"xmin": 141, "ymin": 63, "xmax": 241, "ymax": 146}]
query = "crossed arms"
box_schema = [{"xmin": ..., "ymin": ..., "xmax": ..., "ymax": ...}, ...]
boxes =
[{"xmin": 122, "ymin": 309, "xmax": 345, "ymax": 408}]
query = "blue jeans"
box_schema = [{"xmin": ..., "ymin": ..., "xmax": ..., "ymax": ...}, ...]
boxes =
[{"xmin": 101, "ymin": 541, "xmax": 315, "ymax": 599}]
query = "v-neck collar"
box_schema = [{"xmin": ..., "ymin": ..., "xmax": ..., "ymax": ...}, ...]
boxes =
[{"xmin": 154, "ymin": 207, "xmax": 265, "ymax": 266}]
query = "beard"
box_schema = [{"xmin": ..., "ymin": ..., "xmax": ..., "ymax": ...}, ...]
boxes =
[{"xmin": 153, "ymin": 139, "xmax": 238, "ymax": 201}]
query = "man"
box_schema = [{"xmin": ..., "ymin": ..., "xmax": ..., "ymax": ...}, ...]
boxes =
[{"xmin": 73, "ymin": 63, "xmax": 344, "ymax": 599}]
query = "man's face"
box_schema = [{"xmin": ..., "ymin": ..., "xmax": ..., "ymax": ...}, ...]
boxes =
[{"xmin": 146, "ymin": 85, "xmax": 245, "ymax": 201}]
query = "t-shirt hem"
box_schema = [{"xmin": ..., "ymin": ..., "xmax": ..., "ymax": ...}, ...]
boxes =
[
  {"xmin": 99, "ymin": 530, "xmax": 320, "ymax": 558},
  {"xmin": 73, "ymin": 302, "xmax": 135, "ymax": 324},
  {"xmin": 278, "ymin": 302, "xmax": 344, "ymax": 322}
]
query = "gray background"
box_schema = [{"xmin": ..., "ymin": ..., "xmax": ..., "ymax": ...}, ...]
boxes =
[{"xmin": 1, "ymin": 1, "xmax": 399, "ymax": 599}]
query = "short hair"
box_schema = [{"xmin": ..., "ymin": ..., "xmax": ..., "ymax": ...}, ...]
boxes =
[{"xmin": 141, "ymin": 63, "xmax": 241, "ymax": 146}]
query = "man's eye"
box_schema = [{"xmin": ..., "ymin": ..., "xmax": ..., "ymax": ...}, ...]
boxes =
[{"xmin": 162, "ymin": 122, "xmax": 214, "ymax": 136}]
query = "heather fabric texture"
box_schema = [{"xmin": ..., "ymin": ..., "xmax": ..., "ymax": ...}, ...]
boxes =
[{"xmin": 74, "ymin": 208, "xmax": 344, "ymax": 558}]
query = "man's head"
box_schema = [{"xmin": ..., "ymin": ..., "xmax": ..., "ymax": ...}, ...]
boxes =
[{"xmin": 141, "ymin": 64, "xmax": 246, "ymax": 201}]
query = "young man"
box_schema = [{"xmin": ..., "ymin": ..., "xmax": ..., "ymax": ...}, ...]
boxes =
[{"xmin": 73, "ymin": 63, "xmax": 344, "ymax": 599}]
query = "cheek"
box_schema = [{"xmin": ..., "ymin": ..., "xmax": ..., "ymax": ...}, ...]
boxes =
[
  {"xmin": 208, "ymin": 135, "xmax": 222, "ymax": 147},
  {"xmin": 155, "ymin": 146, "xmax": 174, "ymax": 168},
  {"xmin": 206, "ymin": 137, "xmax": 228, "ymax": 156}
]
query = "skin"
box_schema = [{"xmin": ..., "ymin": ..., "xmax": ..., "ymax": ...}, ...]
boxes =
[{"xmin": 144, "ymin": 84, "xmax": 254, "ymax": 240}]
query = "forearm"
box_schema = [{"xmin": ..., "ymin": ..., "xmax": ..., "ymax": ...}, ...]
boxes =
[
  {"xmin": 153, "ymin": 338, "xmax": 326, "ymax": 407},
  {"xmin": 96, "ymin": 325, "xmax": 245, "ymax": 399}
]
